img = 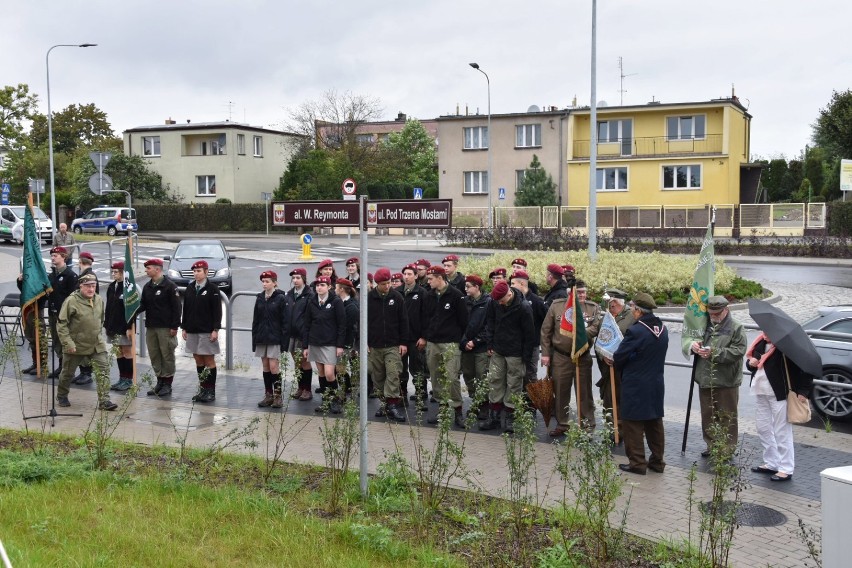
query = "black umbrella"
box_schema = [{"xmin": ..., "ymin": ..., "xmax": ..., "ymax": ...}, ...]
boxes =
[{"xmin": 747, "ymin": 299, "xmax": 823, "ymax": 377}]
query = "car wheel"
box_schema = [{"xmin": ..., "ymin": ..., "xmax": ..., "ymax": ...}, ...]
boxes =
[
  {"xmin": 107, "ymin": 226, "xmax": 117, "ymax": 237},
  {"xmin": 73, "ymin": 226, "xmax": 83, "ymax": 234},
  {"xmin": 811, "ymin": 368, "xmax": 852, "ymax": 421}
]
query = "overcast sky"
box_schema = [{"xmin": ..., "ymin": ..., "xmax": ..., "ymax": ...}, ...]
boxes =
[{"xmin": 2, "ymin": 0, "xmax": 848, "ymax": 159}]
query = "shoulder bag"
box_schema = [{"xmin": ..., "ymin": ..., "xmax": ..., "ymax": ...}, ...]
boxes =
[{"xmin": 784, "ymin": 355, "xmax": 812, "ymax": 424}]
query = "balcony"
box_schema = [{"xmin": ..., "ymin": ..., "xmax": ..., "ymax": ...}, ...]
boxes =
[{"xmin": 572, "ymin": 134, "xmax": 723, "ymax": 160}]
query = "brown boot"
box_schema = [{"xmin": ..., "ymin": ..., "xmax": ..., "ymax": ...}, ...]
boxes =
[
  {"xmin": 258, "ymin": 392, "xmax": 274, "ymax": 407},
  {"xmin": 290, "ymin": 387, "xmax": 304, "ymax": 400},
  {"xmin": 271, "ymin": 388, "xmax": 283, "ymax": 408}
]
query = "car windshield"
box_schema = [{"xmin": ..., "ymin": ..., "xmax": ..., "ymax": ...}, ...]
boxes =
[
  {"xmin": 174, "ymin": 244, "xmax": 226, "ymax": 260},
  {"xmin": 10, "ymin": 206, "xmax": 47, "ymax": 219}
]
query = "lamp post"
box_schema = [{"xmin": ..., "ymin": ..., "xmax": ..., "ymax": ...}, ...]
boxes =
[
  {"xmin": 469, "ymin": 62, "xmax": 493, "ymax": 229},
  {"xmin": 46, "ymin": 43, "xmax": 97, "ymax": 230}
]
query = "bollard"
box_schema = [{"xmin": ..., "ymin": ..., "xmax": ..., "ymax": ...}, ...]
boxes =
[{"xmin": 298, "ymin": 233, "xmax": 313, "ymax": 260}]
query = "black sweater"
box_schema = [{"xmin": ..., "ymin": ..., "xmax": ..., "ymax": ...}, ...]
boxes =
[
  {"xmin": 104, "ymin": 280, "xmax": 129, "ymax": 336},
  {"xmin": 486, "ymin": 287, "xmax": 536, "ymax": 362},
  {"xmin": 138, "ymin": 276, "xmax": 181, "ymax": 329},
  {"xmin": 368, "ymin": 288, "xmax": 409, "ymax": 348},
  {"xmin": 181, "ymin": 280, "xmax": 222, "ymax": 333},
  {"xmin": 303, "ymin": 292, "xmax": 346, "ymax": 348},
  {"xmin": 286, "ymin": 286, "xmax": 314, "ymax": 339},
  {"xmin": 251, "ymin": 288, "xmax": 290, "ymax": 350},
  {"xmin": 48, "ymin": 266, "xmax": 78, "ymax": 313},
  {"xmin": 461, "ymin": 293, "xmax": 490, "ymax": 353},
  {"xmin": 401, "ymin": 283, "xmax": 427, "ymax": 342},
  {"xmin": 422, "ymin": 283, "xmax": 468, "ymax": 344}
]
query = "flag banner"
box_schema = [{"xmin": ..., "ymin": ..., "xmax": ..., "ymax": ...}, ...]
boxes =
[
  {"xmin": 21, "ymin": 204, "xmax": 52, "ymax": 332},
  {"xmin": 681, "ymin": 223, "xmax": 715, "ymax": 358},
  {"xmin": 594, "ymin": 310, "xmax": 624, "ymax": 360},
  {"xmin": 123, "ymin": 240, "xmax": 140, "ymax": 323},
  {"xmin": 559, "ymin": 287, "xmax": 589, "ymax": 361}
]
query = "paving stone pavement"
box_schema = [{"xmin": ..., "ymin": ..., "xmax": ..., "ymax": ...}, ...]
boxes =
[{"xmin": 1, "ymin": 246, "xmax": 850, "ymax": 567}]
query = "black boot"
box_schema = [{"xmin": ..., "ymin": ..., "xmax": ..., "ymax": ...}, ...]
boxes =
[
  {"xmin": 147, "ymin": 378, "xmax": 163, "ymax": 396},
  {"xmin": 72, "ymin": 365, "xmax": 93, "ymax": 385},
  {"xmin": 47, "ymin": 359, "xmax": 62, "ymax": 379},
  {"xmin": 386, "ymin": 400, "xmax": 407, "ymax": 423},
  {"xmin": 479, "ymin": 406, "xmax": 502, "ymax": 431},
  {"xmin": 22, "ymin": 347, "xmax": 38, "ymax": 375},
  {"xmin": 200, "ymin": 368, "xmax": 217, "ymax": 402},
  {"xmin": 503, "ymin": 409, "xmax": 515, "ymax": 434},
  {"xmin": 328, "ymin": 382, "xmax": 342, "ymax": 414},
  {"xmin": 158, "ymin": 377, "xmax": 173, "ymax": 397}
]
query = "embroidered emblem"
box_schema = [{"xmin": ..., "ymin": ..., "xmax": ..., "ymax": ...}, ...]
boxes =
[
  {"xmin": 156, "ymin": 290, "xmax": 161, "ymax": 296},
  {"xmin": 325, "ymin": 304, "xmax": 331, "ymax": 309},
  {"xmin": 388, "ymin": 299, "xmax": 395, "ymax": 306},
  {"xmin": 444, "ymin": 303, "xmax": 451, "ymax": 310},
  {"xmin": 201, "ymin": 290, "xmax": 208, "ymax": 295},
  {"xmin": 413, "ymin": 294, "xmax": 418, "ymax": 300}
]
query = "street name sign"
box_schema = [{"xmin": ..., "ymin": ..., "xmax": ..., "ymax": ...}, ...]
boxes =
[
  {"xmin": 272, "ymin": 201, "xmax": 360, "ymax": 226},
  {"xmin": 364, "ymin": 199, "xmax": 452, "ymax": 229}
]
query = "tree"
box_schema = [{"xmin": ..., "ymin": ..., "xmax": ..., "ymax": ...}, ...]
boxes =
[
  {"xmin": 382, "ymin": 119, "xmax": 438, "ymax": 187},
  {"xmin": 0, "ymin": 83, "xmax": 38, "ymax": 148},
  {"xmin": 29, "ymin": 103, "xmax": 118, "ymax": 153},
  {"xmin": 812, "ymin": 89, "xmax": 852, "ymax": 160},
  {"xmin": 761, "ymin": 158, "xmax": 789, "ymax": 202},
  {"xmin": 514, "ymin": 154, "xmax": 556, "ymax": 206},
  {"xmin": 275, "ymin": 148, "xmax": 355, "ymax": 201}
]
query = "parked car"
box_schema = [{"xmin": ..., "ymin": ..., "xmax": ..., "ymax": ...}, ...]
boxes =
[
  {"xmin": 1, "ymin": 205, "xmax": 53, "ymax": 243},
  {"xmin": 71, "ymin": 206, "xmax": 137, "ymax": 236},
  {"xmin": 803, "ymin": 306, "xmax": 852, "ymax": 420},
  {"xmin": 164, "ymin": 239, "xmax": 233, "ymax": 296}
]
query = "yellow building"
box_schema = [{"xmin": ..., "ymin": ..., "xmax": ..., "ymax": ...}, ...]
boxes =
[{"xmin": 566, "ymin": 98, "xmax": 755, "ymax": 208}]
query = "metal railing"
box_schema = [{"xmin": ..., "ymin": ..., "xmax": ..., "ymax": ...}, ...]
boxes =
[{"xmin": 573, "ymin": 134, "xmax": 724, "ymax": 159}]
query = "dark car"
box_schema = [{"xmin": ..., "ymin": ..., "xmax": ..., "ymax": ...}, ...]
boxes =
[
  {"xmin": 803, "ymin": 306, "xmax": 852, "ymax": 420},
  {"xmin": 164, "ymin": 239, "xmax": 234, "ymax": 296}
]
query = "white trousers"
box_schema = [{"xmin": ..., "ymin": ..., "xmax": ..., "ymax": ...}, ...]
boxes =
[{"xmin": 754, "ymin": 394, "xmax": 795, "ymax": 474}]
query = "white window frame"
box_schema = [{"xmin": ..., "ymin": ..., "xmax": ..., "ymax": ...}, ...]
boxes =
[
  {"xmin": 662, "ymin": 164, "xmax": 702, "ymax": 190},
  {"xmin": 515, "ymin": 124, "xmax": 541, "ymax": 148},
  {"xmin": 463, "ymin": 171, "xmax": 488, "ymax": 194},
  {"xmin": 142, "ymin": 136, "xmax": 161, "ymax": 157},
  {"xmin": 666, "ymin": 115, "xmax": 706, "ymax": 140},
  {"xmin": 237, "ymin": 134, "xmax": 245, "ymax": 155},
  {"xmin": 597, "ymin": 119, "xmax": 632, "ymax": 143},
  {"xmin": 196, "ymin": 175, "xmax": 216, "ymax": 196},
  {"xmin": 253, "ymin": 136, "xmax": 263, "ymax": 157},
  {"xmin": 515, "ymin": 169, "xmax": 526, "ymax": 189},
  {"xmin": 463, "ymin": 126, "xmax": 488, "ymax": 150},
  {"xmin": 595, "ymin": 167, "xmax": 629, "ymax": 191}
]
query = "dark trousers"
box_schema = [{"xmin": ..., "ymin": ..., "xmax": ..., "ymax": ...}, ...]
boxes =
[
  {"xmin": 596, "ymin": 359, "xmax": 622, "ymax": 435},
  {"xmin": 699, "ymin": 386, "xmax": 739, "ymax": 454},
  {"xmin": 621, "ymin": 418, "xmax": 665, "ymax": 472}
]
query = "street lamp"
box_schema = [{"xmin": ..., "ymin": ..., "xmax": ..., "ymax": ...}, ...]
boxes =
[
  {"xmin": 469, "ymin": 62, "xmax": 493, "ymax": 229},
  {"xmin": 46, "ymin": 43, "xmax": 97, "ymax": 231}
]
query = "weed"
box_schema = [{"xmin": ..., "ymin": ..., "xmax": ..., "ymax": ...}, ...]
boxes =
[
  {"xmin": 260, "ymin": 352, "xmax": 308, "ymax": 483},
  {"xmin": 369, "ymin": 450, "xmax": 417, "ymax": 513},
  {"xmin": 535, "ymin": 540, "xmax": 582, "ymax": 568},
  {"xmin": 318, "ymin": 390, "xmax": 360, "ymax": 513},
  {"xmin": 82, "ymin": 356, "xmax": 139, "ymax": 470},
  {"xmin": 796, "ymin": 518, "xmax": 822, "ymax": 568},
  {"xmin": 346, "ymin": 522, "xmax": 408, "ymax": 560},
  {"xmin": 502, "ymin": 393, "xmax": 541, "ymax": 563}
]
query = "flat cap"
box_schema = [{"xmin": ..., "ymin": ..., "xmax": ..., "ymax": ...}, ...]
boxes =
[
  {"xmin": 707, "ymin": 295, "xmax": 729, "ymax": 311},
  {"xmin": 633, "ymin": 292, "xmax": 657, "ymax": 310},
  {"xmin": 605, "ymin": 288, "xmax": 628, "ymax": 300}
]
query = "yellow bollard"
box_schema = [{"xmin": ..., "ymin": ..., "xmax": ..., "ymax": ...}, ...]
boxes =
[{"xmin": 299, "ymin": 233, "xmax": 313, "ymax": 260}]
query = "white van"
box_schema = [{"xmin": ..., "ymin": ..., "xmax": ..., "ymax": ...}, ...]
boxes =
[{"xmin": 0, "ymin": 205, "xmax": 54, "ymax": 244}]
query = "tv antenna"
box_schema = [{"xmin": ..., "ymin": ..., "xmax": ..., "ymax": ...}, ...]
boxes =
[
  {"xmin": 225, "ymin": 101, "xmax": 235, "ymax": 121},
  {"xmin": 618, "ymin": 57, "xmax": 638, "ymax": 106}
]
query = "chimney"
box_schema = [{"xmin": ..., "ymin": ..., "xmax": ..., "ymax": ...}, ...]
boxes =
[
  {"xmin": 165, "ymin": 117, "xmax": 176, "ymax": 125},
  {"xmin": 396, "ymin": 112, "xmax": 406, "ymax": 122}
]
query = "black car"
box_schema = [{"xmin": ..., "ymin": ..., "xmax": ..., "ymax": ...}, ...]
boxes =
[
  {"xmin": 164, "ymin": 239, "xmax": 234, "ymax": 296},
  {"xmin": 803, "ymin": 306, "xmax": 852, "ymax": 420}
]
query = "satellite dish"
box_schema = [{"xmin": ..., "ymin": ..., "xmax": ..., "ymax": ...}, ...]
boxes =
[
  {"xmin": 598, "ymin": 100, "xmax": 609, "ymax": 107},
  {"xmin": 527, "ymin": 104, "xmax": 541, "ymax": 113}
]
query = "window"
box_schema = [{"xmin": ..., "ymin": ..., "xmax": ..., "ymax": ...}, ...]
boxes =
[
  {"xmin": 824, "ymin": 319, "xmax": 852, "ymax": 342},
  {"xmin": 197, "ymin": 175, "xmax": 216, "ymax": 196},
  {"xmin": 355, "ymin": 133, "xmax": 375, "ymax": 146},
  {"xmin": 666, "ymin": 115, "xmax": 706, "ymax": 140},
  {"xmin": 596, "ymin": 167, "xmax": 628, "ymax": 191},
  {"xmin": 515, "ymin": 124, "xmax": 541, "ymax": 148},
  {"xmin": 142, "ymin": 136, "xmax": 161, "ymax": 157},
  {"xmin": 464, "ymin": 171, "xmax": 488, "ymax": 194},
  {"xmin": 516, "ymin": 169, "xmax": 526, "ymax": 189},
  {"xmin": 237, "ymin": 134, "xmax": 245, "ymax": 155},
  {"xmin": 253, "ymin": 136, "xmax": 263, "ymax": 157},
  {"xmin": 463, "ymin": 126, "xmax": 488, "ymax": 149},
  {"xmin": 597, "ymin": 119, "xmax": 633, "ymax": 155},
  {"xmin": 663, "ymin": 165, "xmax": 702, "ymax": 189}
]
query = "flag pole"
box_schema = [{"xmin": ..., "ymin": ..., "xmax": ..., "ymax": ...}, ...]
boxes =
[
  {"xmin": 575, "ymin": 362, "xmax": 582, "ymax": 427},
  {"xmin": 609, "ymin": 366, "xmax": 619, "ymax": 444},
  {"xmin": 25, "ymin": 192, "xmax": 43, "ymax": 378},
  {"xmin": 128, "ymin": 235, "xmax": 137, "ymax": 385}
]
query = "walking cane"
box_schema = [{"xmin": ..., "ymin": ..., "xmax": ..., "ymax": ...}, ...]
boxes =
[
  {"xmin": 609, "ymin": 366, "xmax": 619, "ymax": 444},
  {"xmin": 681, "ymin": 354, "xmax": 699, "ymax": 454}
]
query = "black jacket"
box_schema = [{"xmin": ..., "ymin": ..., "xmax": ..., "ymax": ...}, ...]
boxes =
[
  {"xmin": 303, "ymin": 292, "xmax": 346, "ymax": 347},
  {"xmin": 285, "ymin": 285, "xmax": 314, "ymax": 340},
  {"xmin": 401, "ymin": 283, "xmax": 427, "ymax": 342},
  {"xmin": 181, "ymin": 280, "xmax": 222, "ymax": 333},
  {"xmin": 104, "ymin": 280, "xmax": 129, "ymax": 336},
  {"xmin": 138, "ymin": 276, "xmax": 181, "ymax": 329},
  {"xmin": 543, "ymin": 279, "xmax": 568, "ymax": 309},
  {"xmin": 251, "ymin": 288, "xmax": 290, "ymax": 351},
  {"xmin": 523, "ymin": 290, "xmax": 547, "ymax": 345},
  {"xmin": 448, "ymin": 271, "xmax": 466, "ymax": 295},
  {"xmin": 486, "ymin": 287, "xmax": 535, "ymax": 361},
  {"xmin": 461, "ymin": 293, "xmax": 490, "ymax": 353},
  {"xmin": 368, "ymin": 288, "xmax": 409, "ymax": 348},
  {"xmin": 423, "ymin": 283, "xmax": 468, "ymax": 344},
  {"xmin": 746, "ymin": 338, "xmax": 814, "ymax": 401},
  {"xmin": 342, "ymin": 296, "xmax": 359, "ymax": 349},
  {"xmin": 48, "ymin": 265, "xmax": 78, "ymax": 313},
  {"xmin": 614, "ymin": 313, "xmax": 668, "ymax": 421}
]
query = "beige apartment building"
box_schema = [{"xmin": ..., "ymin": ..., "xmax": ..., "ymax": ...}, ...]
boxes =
[
  {"xmin": 436, "ymin": 109, "xmax": 568, "ymax": 206},
  {"xmin": 123, "ymin": 120, "xmax": 304, "ymax": 204}
]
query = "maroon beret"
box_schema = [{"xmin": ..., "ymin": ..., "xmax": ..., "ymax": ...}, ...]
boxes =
[
  {"xmin": 391, "ymin": 273, "xmax": 403, "ymax": 281},
  {"xmin": 315, "ymin": 276, "xmax": 331, "ymax": 285},
  {"xmin": 402, "ymin": 263, "xmax": 418, "ymax": 273},
  {"xmin": 191, "ymin": 260, "xmax": 209, "ymax": 270},
  {"xmin": 345, "ymin": 257, "xmax": 359, "ymax": 265},
  {"xmin": 491, "ymin": 280, "xmax": 510, "ymax": 301},
  {"xmin": 510, "ymin": 270, "xmax": 529, "ymax": 281},
  {"xmin": 336, "ymin": 278, "xmax": 354, "ymax": 288},
  {"xmin": 562, "ymin": 264, "xmax": 575, "ymax": 274},
  {"xmin": 144, "ymin": 258, "xmax": 163, "ymax": 267},
  {"xmin": 318, "ymin": 258, "xmax": 334, "ymax": 270},
  {"xmin": 260, "ymin": 270, "xmax": 277, "ymax": 281},
  {"xmin": 488, "ymin": 267, "xmax": 507, "ymax": 279},
  {"xmin": 426, "ymin": 265, "xmax": 446, "ymax": 276},
  {"xmin": 50, "ymin": 246, "xmax": 68, "ymax": 256},
  {"xmin": 111, "ymin": 261, "xmax": 124, "ymax": 270},
  {"xmin": 415, "ymin": 259, "xmax": 431, "ymax": 268},
  {"xmin": 547, "ymin": 263, "xmax": 564, "ymax": 276},
  {"xmin": 367, "ymin": 272, "xmax": 374, "ymax": 282},
  {"xmin": 511, "ymin": 258, "xmax": 527, "ymax": 267},
  {"xmin": 289, "ymin": 267, "xmax": 307, "ymax": 278},
  {"xmin": 79, "ymin": 251, "xmax": 94, "ymax": 261},
  {"xmin": 465, "ymin": 274, "xmax": 483, "ymax": 287},
  {"xmin": 442, "ymin": 254, "xmax": 460, "ymax": 264},
  {"xmin": 374, "ymin": 267, "xmax": 392, "ymax": 283}
]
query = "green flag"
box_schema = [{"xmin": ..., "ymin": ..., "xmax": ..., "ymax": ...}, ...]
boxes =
[
  {"xmin": 681, "ymin": 223, "xmax": 715, "ymax": 357},
  {"xmin": 20, "ymin": 205, "xmax": 52, "ymax": 332},
  {"xmin": 123, "ymin": 240, "xmax": 140, "ymax": 323}
]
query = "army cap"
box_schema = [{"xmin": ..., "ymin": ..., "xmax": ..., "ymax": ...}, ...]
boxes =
[
  {"xmin": 707, "ymin": 296, "xmax": 729, "ymax": 311},
  {"xmin": 605, "ymin": 288, "xmax": 628, "ymax": 300},
  {"xmin": 632, "ymin": 292, "xmax": 657, "ymax": 310}
]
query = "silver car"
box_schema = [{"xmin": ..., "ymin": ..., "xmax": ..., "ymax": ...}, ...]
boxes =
[{"xmin": 804, "ymin": 306, "xmax": 852, "ymax": 420}]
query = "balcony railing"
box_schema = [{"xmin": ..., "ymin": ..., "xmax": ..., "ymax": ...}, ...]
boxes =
[{"xmin": 572, "ymin": 134, "xmax": 723, "ymax": 160}]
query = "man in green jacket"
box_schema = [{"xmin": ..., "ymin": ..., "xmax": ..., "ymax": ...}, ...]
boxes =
[
  {"xmin": 56, "ymin": 274, "xmax": 118, "ymax": 410},
  {"xmin": 689, "ymin": 296, "xmax": 746, "ymax": 457}
]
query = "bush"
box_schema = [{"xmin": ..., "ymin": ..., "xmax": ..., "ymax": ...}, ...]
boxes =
[
  {"xmin": 215, "ymin": 198, "xmax": 233, "ymax": 204},
  {"xmin": 135, "ymin": 203, "xmax": 274, "ymax": 232},
  {"xmin": 828, "ymin": 201, "xmax": 852, "ymax": 237}
]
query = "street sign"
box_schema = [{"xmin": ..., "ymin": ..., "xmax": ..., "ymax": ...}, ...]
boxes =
[
  {"xmin": 261, "ymin": 192, "xmax": 272, "ymax": 201},
  {"xmin": 89, "ymin": 152, "xmax": 112, "ymax": 173},
  {"xmin": 0, "ymin": 183, "xmax": 10, "ymax": 205},
  {"xmin": 413, "ymin": 187, "xmax": 423, "ymax": 200},
  {"xmin": 364, "ymin": 199, "xmax": 452, "ymax": 229},
  {"xmin": 342, "ymin": 178, "xmax": 357, "ymax": 201},
  {"xmin": 498, "ymin": 187, "xmax": 506, "ymax": 200},
  {"xmin": 27, "ymin": 179, "xmax": 46, "ymax": 194},
  {"xmin": 88, "ymin": 173, "xmax": 113, "ymax": 195},
  {"xmin": 272, "ymin": 201, "xmax": 360, "ymax": 227}
]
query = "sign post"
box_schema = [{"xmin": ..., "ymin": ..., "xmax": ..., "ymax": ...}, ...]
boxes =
[
  {"xmin": 342, "ymin": 179, "xmax": 357, "ymax": 240},
  {"xmin": 261, "ymin": 192, "xmax": 272, "ymax": 235},
  {"xmin": 841, "ymin": 159, "xmax": 852, "ymax": 202},
  {"xmin": 1, "ymin": 183, "xmax": 11, "ymax": 205}
]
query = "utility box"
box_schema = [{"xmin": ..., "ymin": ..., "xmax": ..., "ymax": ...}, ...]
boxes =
[{"xmin": 821, "ymin": 466, "xmax": 852, "ymax": 568}]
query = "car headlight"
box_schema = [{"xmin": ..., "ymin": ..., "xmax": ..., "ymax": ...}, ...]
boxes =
[
  {"xmin": 215, "ymin": 267, "xmax": 231, "ymax": 278},
  {"xmin": 168, "ymin": 269, "xmax": 180, "ymax": 279}
]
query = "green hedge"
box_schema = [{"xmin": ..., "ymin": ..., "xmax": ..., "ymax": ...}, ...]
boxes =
[
  {"xmin": 136, "ymin": 203, "xmax": 274, "ymax": 232},
  {"xmin": 828, "ymin": 201, "xmax": 852, "ymax": 237}
]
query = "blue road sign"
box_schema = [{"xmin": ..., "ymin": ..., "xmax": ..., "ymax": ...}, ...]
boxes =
[
  {"xmin": 302, "ymin": 233, "xmax": 313, "ymax": 245},
  {"xmin": 498, "ymin": 187, "xmax": 506, "ymax": 200},
  {"xmin": 1, "ymin": 183, "xmax": 10, "ymax": 205},
  {"xmin": 413, "ymin": 187, "xmax": 423, "ymax": 200}
]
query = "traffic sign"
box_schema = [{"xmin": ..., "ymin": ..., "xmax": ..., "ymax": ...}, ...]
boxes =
[
  {"xmin": 342, "ymin": 178, "xmax": 357, "ymax": 201},
  {"xmin": 302, "ymin": 234, "xmax": 313, "ymax": 245},
  {"xmin": 1, "ymin": 183, "xmax": 10, "ymax": 205},
  {"xmin": 90, "ymin": 152, "xmax": 112, "ymax": 173},
  {"xmin": 272, "ymin": 201, "xmax": 360, "ymax": 227},
  {"xmin": 88, "ymin": 173, "xmax": 113, "ymax": 195},
  {"xmin": 413, "ymin": 187, "xmax": 423, "ymax": 200},
  {"xmin": 498, "ymin": 187, "xmax": 506, "ymax": 200},
  {"xmin": 363, "ymin": 199, "xmax": 452, "ymax": 229}
]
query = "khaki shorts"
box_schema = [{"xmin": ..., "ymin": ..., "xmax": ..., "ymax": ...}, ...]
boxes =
[{"xmin": 185, "ymin": 332, "xmax": 221, "ymax": 355}]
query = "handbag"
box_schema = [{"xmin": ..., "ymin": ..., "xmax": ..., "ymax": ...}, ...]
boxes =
[{"xmin": 784, "ymin": 356, "xmax": 812, "ymax": 424}]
